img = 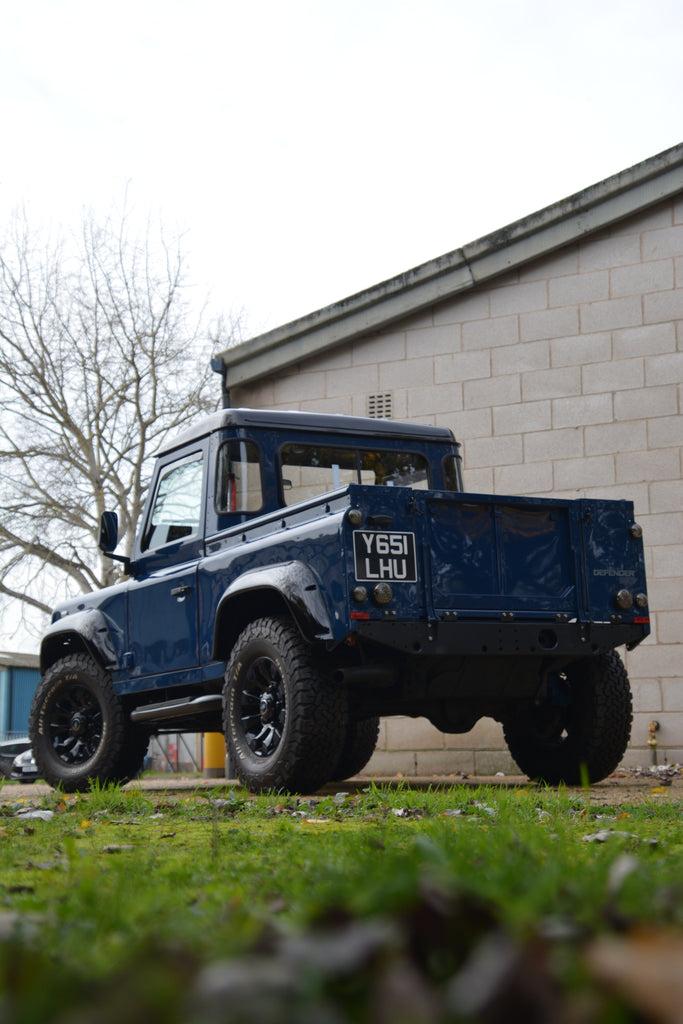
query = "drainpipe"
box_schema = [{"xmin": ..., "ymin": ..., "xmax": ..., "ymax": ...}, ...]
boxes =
[
  {"xmin": 211, "ymin": 356, "xmax": 231, "ymax": 409},
  {"xmin": 0, "ymin": 667, "xmax": 10, "ymax": 738},
  {"xmin": 648, "ymin": 720, "xmax": 660, "ymax": 765}
]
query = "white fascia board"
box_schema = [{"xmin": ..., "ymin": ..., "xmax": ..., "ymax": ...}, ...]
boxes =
[{"xmin": 222, "ymin": 256, "xmax": 474, "ymax": 387}]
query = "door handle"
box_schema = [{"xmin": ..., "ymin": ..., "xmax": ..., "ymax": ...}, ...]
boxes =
[{"xmin": 171, "ymin": 585, "xmax": 193, "ymax": 598}]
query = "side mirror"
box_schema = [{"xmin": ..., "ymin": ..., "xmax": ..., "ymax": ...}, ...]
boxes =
[
  {"xmin": 98, "ymin": 511, "xmax": 131, "ymax": 571},
  {"xmin": 99, "ymin": 511, "xmax": 119, "ymax": 553}
]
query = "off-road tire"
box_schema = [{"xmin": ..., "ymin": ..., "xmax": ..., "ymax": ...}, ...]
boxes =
[
  {"xmin": 223, "ymin": 616, "xmax": 347, "ymax": 793},
  {"xmin": 29, "ymin": 653, "xmax": 138, "ymax": 792},
  {"xmin": 502, "ymin": 650, "xmax": 633, "ymax": 785},
  {"xmin": 109, "ymin": 725, "xmax": 151, "ymax": 783},
  {"xmin": 331, "ymin": 717, "xmax": 380, "ymax": 781}
]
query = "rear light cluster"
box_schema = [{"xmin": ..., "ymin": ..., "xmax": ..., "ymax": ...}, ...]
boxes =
[
  {"xmin": 615, "ymin": 522, "xmax": 648, "ymax": 617},
  {"xmin": 348, "ymin": 507, "xmax": 396, "ymax": 609},
  {"xmin": 352, "ymin": 583, "xmax": 394, "ymax": 606},
  {"xmin": 615, "ymin": 522, "xmax": 648, "ymax": 612},
  {"xmin": 614, "ymin": 589, "xmax": 648, "ymax": 611}
]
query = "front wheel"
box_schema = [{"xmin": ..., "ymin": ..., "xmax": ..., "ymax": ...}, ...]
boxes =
[
  {"xmin": 29, "ymin": 653, "xmax": 135, "ymax": 792},
  {"xmin": 224, "ymin": 616, "xmax": 347, "ymax": 793},
  {"xmin": 502, "ymin": 651, "xmax": 633, "ymax": 785}
]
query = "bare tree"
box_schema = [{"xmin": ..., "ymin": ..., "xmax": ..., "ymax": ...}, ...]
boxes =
[{"xmin": 0, "ymin": 206, "xmax": 241, "ymax": 628}]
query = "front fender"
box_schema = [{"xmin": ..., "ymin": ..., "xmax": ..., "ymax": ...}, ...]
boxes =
[
  {"xmin": 214, "ymin": 561, "xmax": 333, "ymax": 654},
  {"xmin": 40, "ymin": 609, "xmax": 121, "ymax": 675}
]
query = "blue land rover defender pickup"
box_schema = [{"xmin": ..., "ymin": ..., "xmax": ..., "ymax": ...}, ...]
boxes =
[{"xmin": 30, "ymin": 408, "xmax": 650, "ymax": 792}]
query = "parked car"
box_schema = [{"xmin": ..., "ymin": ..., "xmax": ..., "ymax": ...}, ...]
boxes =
[
  {"xmin": 0, "ymin": 738, "xmax": 32, "ymax": 779},
  {"xmin": 10, "ymin": 747, "xmax": 39, "ymax": 782}
]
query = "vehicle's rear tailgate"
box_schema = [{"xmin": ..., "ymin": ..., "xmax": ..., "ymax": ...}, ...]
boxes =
[{"xmin": 417, "ymin": 491, "xmax": 646, "ymax": 625}]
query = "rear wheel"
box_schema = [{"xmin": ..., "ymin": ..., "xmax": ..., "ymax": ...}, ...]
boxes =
[
  {"xmin": 502, "ymin": 651, "xmax": 632, "ymax": 785},
  {"xmin": 331, "ymin": 717, "xmax": 380, "ymax": 781},
  {"xmin": 224, "ymin": 616, "xmax": 347, "ymax": 793},
  {"xmin": 29, "ymin": 653, "xmax": 140, "ymax": 792}
]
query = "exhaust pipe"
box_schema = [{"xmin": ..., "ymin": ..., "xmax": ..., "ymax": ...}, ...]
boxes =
[{"xmin": 333, "ymin": 666, "xmax": 395, "ymax": 688}]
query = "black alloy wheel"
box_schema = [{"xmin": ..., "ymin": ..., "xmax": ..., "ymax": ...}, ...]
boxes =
[
  {"xmin": 45, "ymin": 682, "xmax": 104, "ymax": 765},
  {"xmin": 236, "ymin": 654, "xmax": 287, "ymax": 759},
  {"xmin": 29, "ymin": 653, "xmax": 145, "ymax": 792},
  {"xmin": 224, "ymin": 616, "xmax": 347, "ymax": 793}
]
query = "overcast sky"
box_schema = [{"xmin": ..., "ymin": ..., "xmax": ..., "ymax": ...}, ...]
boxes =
[
  {"xmin": 1, "ymin": 0, "xmax": 682, "ymax": 652},
  {"xmin": 2, "ymin": 0, "xmax": 682, "ymax": 336}
]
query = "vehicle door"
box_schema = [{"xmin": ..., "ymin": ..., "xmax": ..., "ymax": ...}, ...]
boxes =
[{"xmin": 126, "ymin": 450, "xmax": 205, "ymax": 680}]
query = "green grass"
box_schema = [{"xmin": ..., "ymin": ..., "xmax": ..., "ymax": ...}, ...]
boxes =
[{"xmin": 1, "ymin": 780, "xmax": 682, "ymax": 1022}]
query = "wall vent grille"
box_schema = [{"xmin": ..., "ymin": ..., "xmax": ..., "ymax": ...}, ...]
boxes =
[{"xmin": 367, "ymin": 393, "xmax": 393, "ymax": 419}]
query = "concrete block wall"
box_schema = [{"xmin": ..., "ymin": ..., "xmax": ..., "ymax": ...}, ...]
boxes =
[{"xmin": 234, "ymin": 196, "xmax": 683, "ymax": 777}]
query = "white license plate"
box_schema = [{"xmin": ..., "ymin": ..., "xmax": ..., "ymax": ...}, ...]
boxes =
[{"xmin": 353, "ymin": 530, "xmax": 417, "ymax": 582}]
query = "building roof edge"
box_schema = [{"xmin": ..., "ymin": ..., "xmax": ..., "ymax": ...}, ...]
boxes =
[{"xmin": 217, "ymin": 142, "xmax": 683, "ymax": 388}]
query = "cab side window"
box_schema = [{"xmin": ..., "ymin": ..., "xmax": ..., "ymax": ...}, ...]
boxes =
[{"xmin": 143, "ymin": 454, "xmax": 204, "ymax": 551}]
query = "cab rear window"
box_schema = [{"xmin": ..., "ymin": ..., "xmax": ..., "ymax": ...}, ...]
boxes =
[{"xmin": 280, "ymin": 444, "xmax": 430, "ymax": 506}]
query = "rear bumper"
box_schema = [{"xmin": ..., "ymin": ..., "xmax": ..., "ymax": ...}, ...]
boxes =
[{"xmin": 353, "ymin": 618, "xmax": 649, "ymax": 657}]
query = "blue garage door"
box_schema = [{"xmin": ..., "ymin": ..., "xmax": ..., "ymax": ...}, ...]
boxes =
[{"xmin": 9, "ymin": 667, "xmax": 40, "ymax": 735}]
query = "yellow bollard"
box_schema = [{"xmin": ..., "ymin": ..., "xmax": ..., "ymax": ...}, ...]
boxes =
[{"xmin": 203, "ymin": 732, "xmax": 226, "ymax": 778}]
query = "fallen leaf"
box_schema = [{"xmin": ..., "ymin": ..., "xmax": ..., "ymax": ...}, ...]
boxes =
[
  {"xmin": 607, "ymin": 853, "xmax": 640, "ymax": 897},
  {"xmin": 472, "ymin": 802, "xmax": 497, "ymax": 817},
  {"xmin": 582, "ymin": 830, "xmax": 638, "ymax": 844},
  {"xmin": 447, "ymin": 932, "xmax": 561, "ymax": 1021},
  {"xmin": 0, "ymin": 912, "xmax": 43, "ymax": 941},
  {"xmin": 15, "ymin": 809, "xmax": 54, "ymax": 822},
  {"xmin": 587, "ymin": 931, "xmax": 683, "ymax": 1023}
]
